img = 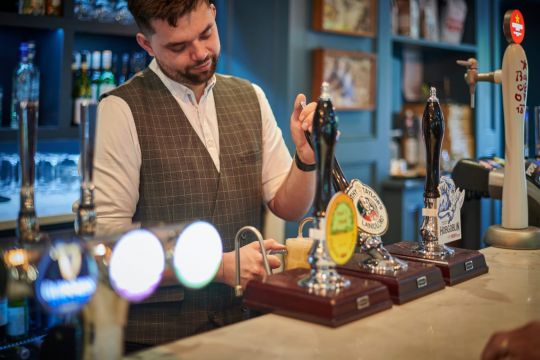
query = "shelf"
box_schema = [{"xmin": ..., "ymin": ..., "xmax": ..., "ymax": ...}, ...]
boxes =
[
  {"xmin": 0, "ymin": 12, "xmax": 64, "ymax": 30},
  {"xmin": 0, "ymin": 332, "xmax": 46, "ymax": 352},
  {"xmin": 0, "ymin": 126, "xmax": 80, "ymax": 141},
  {"xmin": 71, "ymin": 19, "xmax": 137, "ymax": 36},
  {"xmin": 392, "ymin": 35, "xmax": 477, "ymax": 53},
  {"xmin": 0, "ymin": 12, "xmax": 137, "ymax": 37}
]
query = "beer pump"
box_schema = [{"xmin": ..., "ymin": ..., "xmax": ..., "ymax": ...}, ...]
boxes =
[
  {"xmin": 238, "ymin": 83, "xmax": 391, "ymax": 326},
  {"xmin": 457, "ymin": 9, "xmax": 540, "ymax": 249},
  {"xmin": 386, "ymin": 88, "xmax": 488, "ymax": 285},
  {"xmin": 333, "ymin": 156, "xmax": 445, "ymax": 304},
  {"xmin": 296, "ymin": 101, "xmax": 445, "ymax": 304}
]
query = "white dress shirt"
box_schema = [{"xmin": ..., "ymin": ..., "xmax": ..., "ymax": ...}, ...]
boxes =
[{"xmin": 93, "ymin": 59, "xmax": 292, "ymax": 232}]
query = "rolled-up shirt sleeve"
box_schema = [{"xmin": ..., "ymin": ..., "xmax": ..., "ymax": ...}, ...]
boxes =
[
  {"xmin": 93, "ymin": 95, "xmax": 141, "ymax": 235},
  {"xmin": 252, "ymin": 84, "xmax": 293, "ymax": 205}
]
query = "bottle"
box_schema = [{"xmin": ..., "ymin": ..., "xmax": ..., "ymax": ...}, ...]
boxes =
[
  {"xmin": 0, "ymin": 296, "xmax": 7, "ymax": 343},
  {"xmin": 99, "ymin": 50, "xmax": 116, "ymax": 95},
  {"xmin": 7, "ymin": 298, "xmax": 29, "ymax": 341},
  {"xmin": 18, "ymin": 0, "xmax": 45, "ymax": 15},
  {"xmin": 90, "ymin": 50, "xmax": 101, "ymax": 102},
  {"xmin": 45, "ymin": 0, "xmax": 61, "ymax": 16},
  {"xmin": 73, "ymin": 53, "xmax": 91, "ymax": 125},
  {"xmin": 117, "ymin": 53, "xmax": 130, "ymax": 85},
  {"xmin": 11, "ymin": 42, "xmax": 40, "ymax": 129},
  {"xmin": 402, "ymin": 109, "xmax": 419, "ymax": 170}
]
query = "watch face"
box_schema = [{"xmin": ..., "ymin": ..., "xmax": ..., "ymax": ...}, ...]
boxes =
[
  {"xmin": 345, "ymin": 179, "xmax": 388, "ymax": 236},
  {"xmin": 36, "ymin": 238, "xmax": 98, "ymax": 315}
]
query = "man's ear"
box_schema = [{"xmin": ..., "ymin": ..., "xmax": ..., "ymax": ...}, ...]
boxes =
[{"xmin": 136, "ymin": 32, "xmax": 155, "ymax": 57}]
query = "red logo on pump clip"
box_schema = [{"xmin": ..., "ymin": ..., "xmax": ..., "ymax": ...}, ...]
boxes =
[{"xmin": 509, "ymin": 10, "xmax": 525, "ymax": 44}]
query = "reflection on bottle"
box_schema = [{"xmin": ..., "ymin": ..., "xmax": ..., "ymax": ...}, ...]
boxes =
[{"xmin": 6, "ymin": 298, "xmax": 29, "ymax": 341}]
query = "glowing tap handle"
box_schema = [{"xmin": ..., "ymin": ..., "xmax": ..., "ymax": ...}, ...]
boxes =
[
  {"xmin": 421, "ymin": 87, "xmax": 444, "ymax": 199},
  {"xmin": 312, "ymin": 82, "xmax": 338, "ymax": 220}
]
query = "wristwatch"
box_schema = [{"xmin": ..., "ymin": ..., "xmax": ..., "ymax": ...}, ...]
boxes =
[{"xmin": 294, "ymin": 151, "xmax": 316, "ymax": 172}]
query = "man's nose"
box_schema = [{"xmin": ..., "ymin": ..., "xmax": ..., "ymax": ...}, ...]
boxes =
[{"xmin": 191, "ymin": 41, "xmax": 208, "ymax": 61}]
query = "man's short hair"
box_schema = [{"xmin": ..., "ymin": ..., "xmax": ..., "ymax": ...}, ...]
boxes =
[{"xmin": 127, "ymin": 0, "xmax": 212, "ymax": 35}]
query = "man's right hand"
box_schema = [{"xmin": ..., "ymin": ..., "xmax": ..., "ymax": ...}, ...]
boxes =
[{"xmin": 216, "ymin": 239, "xmax": 286, "ymax": 288}]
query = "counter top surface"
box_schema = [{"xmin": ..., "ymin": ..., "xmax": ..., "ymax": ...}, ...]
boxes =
[
  {"xmin": 125, "ymin": 247, "xmax": 540, "ymax": 360},
  {"xmin": 0, "ymin": 190, "xmax": 78, "ymax": 230}
]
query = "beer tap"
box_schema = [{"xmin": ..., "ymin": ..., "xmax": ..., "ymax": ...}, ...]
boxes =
[
  {"xmin": 458, "ymin": 9, "xmax": 539, "ymax": 248},
  {"xmin": 456, "ymin": 58, "xmax": 502, "ymax": 108},
  {"xmin": 298, "ymin": 82, "xmax": 350, "ymax": 293},
  {"xmin": 418, "ymin": 87, "xmax": 454, "ymax": 257},
  {"xmin": 233, "ymin": 226, "xmax": 272, "ymax": 297},
  {"xmin": 16, "ymin": 78, "xmax": 40, "ymax": 243},
  {"xmin": 76, "ymin": 101, "xmax": 98, "ymax": 238},
  {"xmin": 300, "ymin": 101, "xmax": 404, "ymax": 273}
]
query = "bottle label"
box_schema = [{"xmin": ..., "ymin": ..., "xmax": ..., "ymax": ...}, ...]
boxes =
[
  {"xmin": 0, "ymin": 298, "xmax": 7, "ymax": 326},
  {"xmin": 7, "ymin": 307, "xmax": 26, "ymax": 336}
]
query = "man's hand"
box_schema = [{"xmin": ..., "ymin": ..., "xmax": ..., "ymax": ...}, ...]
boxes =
[
  {"xmin": 290, "ymin": 94, "xmax": 317, "ymax": 165},
  {"xmin": 481, "ymin": 321, "xmax": 540, "ymax": 360},
  {"xmin": 217, "ymin": 239, "xmax": 286, "ymax": 288}
]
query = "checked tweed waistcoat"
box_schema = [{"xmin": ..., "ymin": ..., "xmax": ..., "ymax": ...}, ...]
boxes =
[{"xmin": 103, "ymin": 69, "xmax": 263, "ymax": 345}]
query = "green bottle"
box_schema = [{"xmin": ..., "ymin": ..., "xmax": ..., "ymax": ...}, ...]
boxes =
[
  {"xmin": 73, "ymin": 54, "xmax": 92, "ymax": 126},
  {"xmin": 99, "ymin": 50, "xmax": 116, "ymax": 95}
]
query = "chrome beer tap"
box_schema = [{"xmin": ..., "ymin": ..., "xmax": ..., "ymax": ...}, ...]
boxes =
[
  {"xmin": 233, "ymin": 226, "xmax": 272, "ymax": 297},
  {"xmin": 456, "ymin": 58, "xmax": 502, "ymax": 109},
  {"xmin": 16, "ymin": 87, "xmax": 40, "ymax": 243},
  {"xmin": 76, "ymin": 101, "xmax": 98, "ymax": 238}
]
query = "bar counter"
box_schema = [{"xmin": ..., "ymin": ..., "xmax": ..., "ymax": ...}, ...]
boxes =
[{"xmin": 125, "ymin": 247, "xmax": 539, "ymax": 360}]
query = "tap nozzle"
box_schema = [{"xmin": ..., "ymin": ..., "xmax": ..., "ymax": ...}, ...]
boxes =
[
  {"xmin": 456, "ymin": 58, "xmax": 478, "ymax": 108},
  {"xmin": 234, "ymin": 226, "xmax": 272, "ymax": 297}
]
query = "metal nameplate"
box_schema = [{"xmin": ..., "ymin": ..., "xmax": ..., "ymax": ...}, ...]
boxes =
[
  {"xmin": 465, "ymin": 260, "xmax": 474, "ymax": 272},
  {"xmin": 416, "ymin": 276, "xmax": 428, "ymax": 288},
  {"xmin": 356, "ymin": 295, "xmax": 370, "ymax": 310}
]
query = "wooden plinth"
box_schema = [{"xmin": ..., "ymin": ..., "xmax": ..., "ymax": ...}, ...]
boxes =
[
  {"xmin": 243, "ymin": 268, "xmax": 392, "ymax": 327},
  {"xmin": 338, "ymin": 254, "xmax": 445, "ymax": 304},
  {"xmin": 385, "ymin": 241, "xmax": 489, "ymax": 286}
]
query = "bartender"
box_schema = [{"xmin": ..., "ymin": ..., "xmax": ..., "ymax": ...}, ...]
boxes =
[{"xmin": 93, "ymin": 0, "xmax": 317, "ymax": 351}]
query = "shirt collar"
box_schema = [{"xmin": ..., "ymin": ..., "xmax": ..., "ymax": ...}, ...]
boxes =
[{"xmin": 148, "ymin": 58, "xmax": 216, "ymax": 105}]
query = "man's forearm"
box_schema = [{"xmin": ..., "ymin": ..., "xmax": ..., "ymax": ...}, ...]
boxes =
[{"xmin": 268, "ymin": 162, "xmax": 316, "ymax": 221}]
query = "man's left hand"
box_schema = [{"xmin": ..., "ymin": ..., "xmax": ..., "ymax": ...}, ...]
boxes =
[{"xmin": 290, "ymin": 94, "xmax": 316, "ymax": 165}]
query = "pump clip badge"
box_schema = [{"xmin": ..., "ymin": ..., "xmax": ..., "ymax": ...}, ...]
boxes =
[
  {"xmin": 505, "ymin": 9, "xmax": 525, "ymax": 44},
  {"xmin": 325, "ymin": 192, "xmax": 357, "ymax": 265},
  {"xmin": 437, "ymin": 176, "xmax": 465, "ymax": 244},
  {"xmin": 345, "ymin": 179, "xmax": 388, "ymax": 236},
  {"xmin": 36, "ymin": 238, "xmax": 98, "ymax": 314}
]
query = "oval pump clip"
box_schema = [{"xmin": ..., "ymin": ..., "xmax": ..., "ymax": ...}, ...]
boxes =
[{"xmin": 457, "ymin": 9, "xmax": 540, "ymax": 249}]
